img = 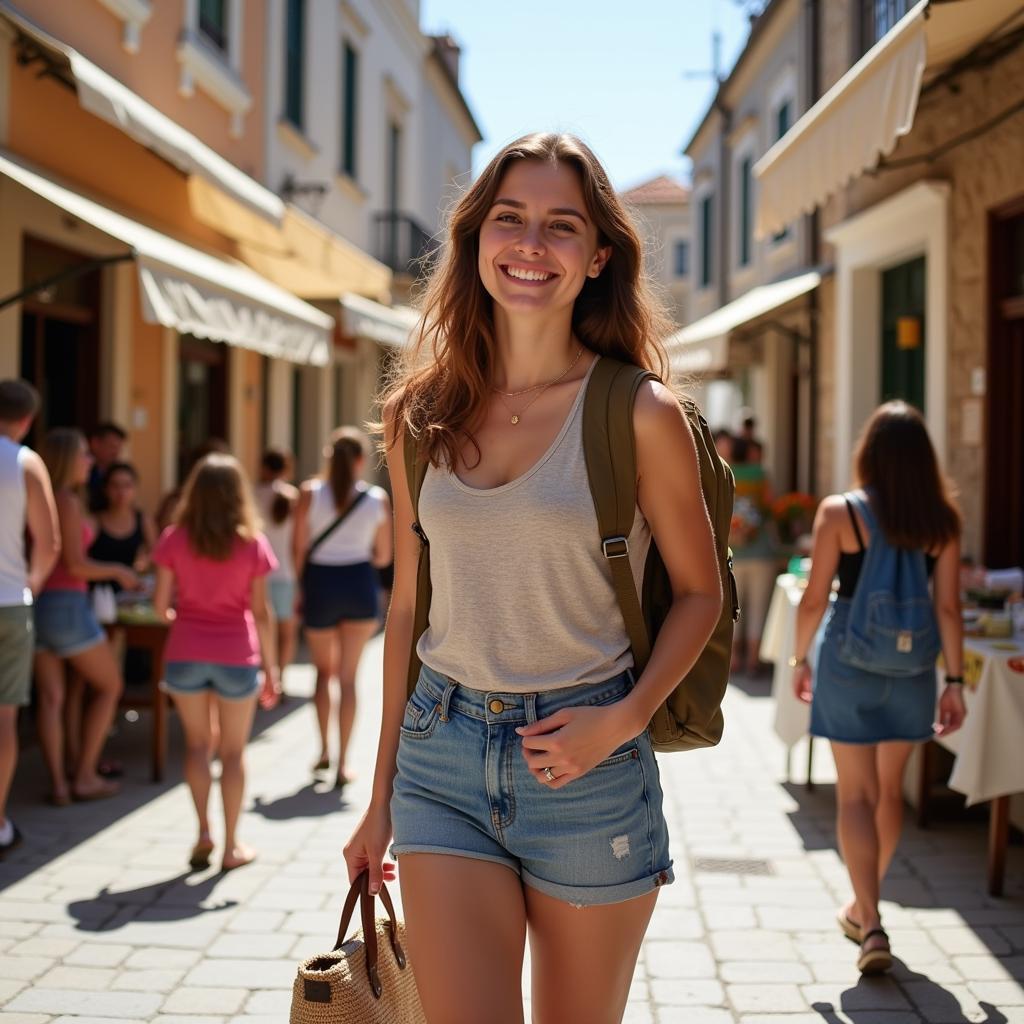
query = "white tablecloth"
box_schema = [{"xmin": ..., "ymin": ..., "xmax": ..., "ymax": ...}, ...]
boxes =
[{"xmin": 760, "ymin": 574, "xmax": 1024, "ymax": 806}]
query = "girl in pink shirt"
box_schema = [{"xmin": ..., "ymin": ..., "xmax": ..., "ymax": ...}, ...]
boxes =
[{"xmin": 153, "ymin": 454, "xmax": 277, "ymax": 872}]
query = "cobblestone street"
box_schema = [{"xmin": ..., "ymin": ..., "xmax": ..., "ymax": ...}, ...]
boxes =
[{"xmin": 1, "ymin": 638, "xmax": 1022, "ymax": 1023}]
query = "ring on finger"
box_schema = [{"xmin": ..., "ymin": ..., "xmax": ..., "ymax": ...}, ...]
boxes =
[{"xmin": 543, "ymin": 766, "xmax": 556, "ymax": 783}]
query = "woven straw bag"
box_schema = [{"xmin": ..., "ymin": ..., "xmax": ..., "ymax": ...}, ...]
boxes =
[{"xmin": 290, "ymin": 872, "xmax": 425, "ymax": 1024}]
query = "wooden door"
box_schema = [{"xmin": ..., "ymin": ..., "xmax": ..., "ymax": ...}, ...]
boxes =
[
  {"xmin": 985, "ymin": 205, "xmax": 1024, "ymax": 568},
  {"xmin": 177, "ymin": 335, "xmax": 229, "ymax": 483}
]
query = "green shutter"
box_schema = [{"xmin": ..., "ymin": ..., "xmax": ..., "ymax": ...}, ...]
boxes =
[
  {"xmin": 342, "ymin": 43, "xmax": 359, "ymax": 178},
  {"xmin": 285, "ymin": 0, "xmax": 304, "ymax": 129},
  {"xmin": 880, "ymin": 256, "xmax": 926, "ymax": 412},
  {"xmin": 739, "ymin": 158, "xmax": 752, "ymax": 267},
  {"xmin": 700, "ymin": 195, "xmax": 713, "ymax": 288}
]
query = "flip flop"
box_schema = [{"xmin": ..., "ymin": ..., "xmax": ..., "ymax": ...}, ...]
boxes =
[
  {"xmin": 189, "ymin": 839, "xmax": 215, "ymax": 871},
  {"xmin": 837, "ymin": 907, "xmax": 862, "ymax": 943},
  {"xmin": 857, "ymin": 927, "xmax": 893, "ymax": 975},
  {"xmin": 312, "ymin": 756, "xmax": 330, "ymax": 773}
]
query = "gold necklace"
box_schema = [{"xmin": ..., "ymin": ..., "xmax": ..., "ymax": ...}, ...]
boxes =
[{"xmin": 493, "ymin": 347, "xmax": 584, "ymax": 425}]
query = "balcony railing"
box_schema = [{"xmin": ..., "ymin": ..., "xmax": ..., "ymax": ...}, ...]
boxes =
[{"xmin": 373, "ymin": 212, "xmax": 437, "ymax": 276}]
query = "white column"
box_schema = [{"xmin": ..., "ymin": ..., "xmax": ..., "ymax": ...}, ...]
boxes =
[
  {"xmin": 265, "ymin": 357, "xmax": 293, "ymax": 451},
  {"xmin": 101, "ymin": 261, "xmax": 134, "ymax": 425}
]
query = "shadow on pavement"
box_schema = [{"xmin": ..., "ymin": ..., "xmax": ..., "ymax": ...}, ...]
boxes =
[
  {"xmin": 65, "ymin": 870, "xmax": 238, "ymax": 930},
  {"xmin": 250, "ymin": 780, "xmax": 351, "ymax": 820},
  {"xmin": 727, "ymin": 668, "xmax": 774, "ymax": 699}
]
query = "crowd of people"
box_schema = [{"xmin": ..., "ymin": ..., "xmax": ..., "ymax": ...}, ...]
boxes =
[{"xmin": 0, "ymin": 378, "xmax": 389, "ymax": 870}]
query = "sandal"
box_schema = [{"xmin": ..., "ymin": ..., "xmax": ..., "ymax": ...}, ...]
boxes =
[
  {"xmin": 837, "ymin": 907, "xmax": 862, "ymax": 944},
  {"xmin": 312, "ymin": 756, "xmax": 330, "ymax": 773},
  {"xmin": 857, "ymin": 927, "xmax": 893, "ymax": 975},
  {"xmin": 189, "ymin": 837, "xmax": 215, "ymax": 871}
]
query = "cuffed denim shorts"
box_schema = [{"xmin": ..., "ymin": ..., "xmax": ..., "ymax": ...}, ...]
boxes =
[
  {"xmin": 34, "ymin": 590, "xmax": 105, "ymax": 658},
  {"xmin": 164, "ymin": 661, "xmax": 260, "ymax": 701},
  {"xmin": 390, "ymin": 664, "xmax": 674, "ymax": 908}
]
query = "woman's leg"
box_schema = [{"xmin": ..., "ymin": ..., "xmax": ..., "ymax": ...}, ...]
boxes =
[
  {"xmin": 67, "ymin": 640, "xmax": 123, "ymax": 796},
  {"xmin": 170, "ymin": 691, "xmax": 215, "ymax": 844},
  {"xmin": 215, "ymin": 694, "xmax": 258, "ymax": 868},
  {"xmin": 63, "ymin": 669, "xmax": 85, "ymax": 773},
  {"xmin": 305, "ymin": 627, "xmax": 336, "ymax": 767},
  {"xmin": 34, "ymin": 651, "xmax": 69, "ymax": 801},
  {"xmin": 830, "ymin": 741, "xmax": 884, "ymax": 936},
  {"xmin": 335, "ymin": 619, "xmax": 378, "ymax": 782},
  {"xmin": 278, "ymin": 617, "xmax": 298, "ymax": 682},
  {"xmin": 399, "ymin": 854, "xmax": 527, "ymax": 1024},
  {"xmin": 875, "ymin": 741, "xmax": 914, "ymax": 880},
  {"xmin": 527, "ymin": 886, "xmax": 657, "ymax": 1024}
]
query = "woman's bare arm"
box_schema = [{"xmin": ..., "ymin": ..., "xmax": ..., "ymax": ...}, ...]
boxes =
[
  {"xmin": 932, "ymin": 537, "xmax": 963, "ymax": 679},
  {"xmin": 371, "ymin": 493, "xmax": 395, "ymax": 569},
  {"xmin": 794, "ymin": 496, "xmax": 844, "ymax": 662},
  {"xmin": 57, "ymin": 492, "xmax": 136, "ymax": 587}
]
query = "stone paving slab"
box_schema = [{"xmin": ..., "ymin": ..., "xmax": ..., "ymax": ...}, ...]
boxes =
[{"xmin": 1, "ymin": 639, "xmax": 1023, "ymax": 1021}]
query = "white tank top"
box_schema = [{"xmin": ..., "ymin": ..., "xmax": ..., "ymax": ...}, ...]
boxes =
[
  {"xmin": 306, "ymin": 479, "xmax": 388, "ymax": 566},
  {"xmin": 416, "ymin": 356, "xmax": 651, "ymax": 692},
  {"xmin": 0, "ymin": 436, "xmax": 30, "ymax": 606},
  {"xmin": 254, "ymin": 483, "xmax": 295, "ymax": 582}
]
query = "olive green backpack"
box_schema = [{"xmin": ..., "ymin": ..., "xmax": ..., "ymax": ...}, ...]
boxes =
[{"xmin": 403, "ymin": 356, "xmax": 739, "ymax": 753}]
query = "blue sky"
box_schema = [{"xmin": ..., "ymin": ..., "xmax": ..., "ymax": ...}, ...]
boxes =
[{"xmin": 420, "ymin": 0, "xmax": 756, "ymax": 191}]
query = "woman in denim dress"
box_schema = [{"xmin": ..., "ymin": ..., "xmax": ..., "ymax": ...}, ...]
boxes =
[{"xmin": 343, "ymin": 133, "xmax": 722, "ymax": 1023}]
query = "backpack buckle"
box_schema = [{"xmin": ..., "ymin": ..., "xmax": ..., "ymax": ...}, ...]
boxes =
[
  {"xmin": 411, "ymin": 521, "xmax": 428, "ymax": 545},
  {"xmin": 602, "ymin": 536, "xmax": 630, "ymax": 559}
]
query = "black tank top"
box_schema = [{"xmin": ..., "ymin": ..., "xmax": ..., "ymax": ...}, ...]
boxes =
[
  {"xmin": 837, "ymin": 498, "xmax": 936, "ymax": 597},
  {"xmin": 89, "ymin": 511, "xmax": 145, "ymax": 569}
]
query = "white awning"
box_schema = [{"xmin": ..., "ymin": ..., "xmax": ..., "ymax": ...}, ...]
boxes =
[
  {"xmin": 0, "ymin": 150, "xmax": 333, "ymax": 365},
  {"xmin": 667, "ymin": 271, "xmax": 821, "ymax": 376},
  {"xmin": 0, "ymin": 2, "xmax": 283, "ymax": 223},
  {"xmin": 339, "ymin": 294, "xmax": 420, "ymax": 348},
  {"xmin": 754, "ymin": 0, "xmax": 1024, "ymax": 238}
]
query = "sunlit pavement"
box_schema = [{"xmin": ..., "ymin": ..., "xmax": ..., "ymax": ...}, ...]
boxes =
[{"xmin": 1, "ymin": 637, "xmax": 1022, "ymax": 1023}]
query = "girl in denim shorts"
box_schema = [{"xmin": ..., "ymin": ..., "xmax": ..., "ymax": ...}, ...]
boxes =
[
  {"xmin": 153, "ymin": 455, "xmax": 278, "ymax": 872},
  {"xmin": 344, "ymin": 133, "xmax": 722, "ymax": 1024}
]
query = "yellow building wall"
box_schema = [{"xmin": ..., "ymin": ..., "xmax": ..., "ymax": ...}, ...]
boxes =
[{"xmin": 13, "ymin": 0, "xmax": 266, "ymax": 179}]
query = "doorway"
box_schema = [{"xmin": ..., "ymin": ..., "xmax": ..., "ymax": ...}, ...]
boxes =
[
  {"xmin": 880, "ymin": 256, "xmax": 926, "ymax": 412},
  {"xmin": 985, "ymin": 204, "xmax": 1024, "ymax": 567},
  {"xmin": 18, "ymin": 237, "xmax": 101, "ymax": 447},
  {"xmin": 177, "ymin": 335, "xmax": 228, "ymax": 483}
]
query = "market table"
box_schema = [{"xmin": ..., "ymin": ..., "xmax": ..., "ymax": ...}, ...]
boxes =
[
  {"xmin": 105, "ymin": 615, "xmax": 170, "ymax": 783},
  {"xmin": 760, "ymin": 573, "xmax": 1024, "ymax": 895}
]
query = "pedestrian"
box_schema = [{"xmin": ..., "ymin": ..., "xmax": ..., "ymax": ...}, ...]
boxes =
[
  {"xmin": 0, "ymin": 381, "xmax": 60, "ymax": 855},
  {"xmin": 86, "ymin": 421, "xmax": 127, "ymax": 512},
  {"xmin": 730, "ymin": 436, "xmax": 778, "ymax": 675},
  {"xmin": 34, "ymin": 429, "xmax": 136, "ymax": 805},
  {"xmin": 152, "ymin": 454, "xmax": 278, "ymax": 872},
  {"xmin": 254, "ymin": 449, "xmax": 299, "ymax": 708},
  {"xmin": 792, "ymin": 400, "xmax": 966, "ymax": 975},
  {"xmin": 342, "ymin": 132, "xmax": 721, "ymax": 1024},
  {"xmin": 293, "ymin": 428, "xmax": 392, "ymax": 790},
  {"xmin": 713, "ymin": 427, "xmax": 734, "ymax": 463}
]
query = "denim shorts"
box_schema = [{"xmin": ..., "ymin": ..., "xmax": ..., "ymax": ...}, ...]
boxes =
[
  {"xmin": 164, "ymin": 661, "xmax": 260, "ymax": 701},
  {"xmin": 268, "ymin": 578, "xmax": 296, "ymax": 621},
  {"xmin": 390, "ymin": 664, "xmax": 674, "ymax": 907},
  {"xmin": 34, "ymin": 590, "xmax": 105, "ymax": 658}
]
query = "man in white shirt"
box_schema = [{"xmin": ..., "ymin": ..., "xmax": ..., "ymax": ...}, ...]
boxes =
[{"xmin": 0, "ymin": 380, "xmax": 60, "ymax": 856}]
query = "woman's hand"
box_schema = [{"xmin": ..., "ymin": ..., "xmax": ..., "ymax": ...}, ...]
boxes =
[
  {"xmin": 793, "ymin": 662, "xmax": 813, "ymax": 704},
  {"xmin": 935, "ymin": 684, "xmax": 967, "ymax": 737},
  {"xmin": 343, "ymin": 803, "xmax": 396, "ymax": 895},
  {"xmin": 516, "ymin": 704, "xmax": 639, "ymax": 790},
  {"xmin": 114, "ymin": 565, "xmax": 140, "ymax": 591},
  {"xmin": 259, "ymin": 668, "xmax": 281, "ymax": 710}
]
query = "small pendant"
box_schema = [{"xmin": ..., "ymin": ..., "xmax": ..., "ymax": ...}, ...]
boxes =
[{"xmin": 510, "ymin": 415, "xmax": 520, "ymax": 425}]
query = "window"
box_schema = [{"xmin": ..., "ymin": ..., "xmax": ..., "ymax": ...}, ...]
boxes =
[
  {"xmin": 674, "ymin": 240, "xmax": 689, "ymax": 277},
  {"xmin": 773, "ymin": 101, "xmax": 792, "ymax": 243},
  {"xmin": 341, "ymin": 42, "xmax": 359, "ymax": 178},
  {"xmin": 387, "ymin": 121, "xmax": 401, "ymax": 211},
  {"xmin": 699, "ymin": 194, "xmax": 714, "ymax": 289},
  {"xmin": 738, "ymin": 157, "xmax": 753, "ymax": 268},
  {"xmin": 284, "ymin": 0, "xmax": 304, "ymax": 129},
  {"xmin": 859, "ymin": 0, "xmax": 911, "ymax": 53},
  {"xmin": 198, "ymin": 0, "xmax": 227, "ymax": 51}
]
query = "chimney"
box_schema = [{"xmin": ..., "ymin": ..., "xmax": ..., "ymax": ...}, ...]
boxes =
[{"xmin": 432, "ymin": 34, "xmax": 461, "ymax": 83}]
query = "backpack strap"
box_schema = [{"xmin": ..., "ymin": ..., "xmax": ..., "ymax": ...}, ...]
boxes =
[
  {"xmin": 843, "ymin": 495, "xmax": 866, "ymax": 553},
  {"xmin": 581, "ymin": 357, "xmax": 658, "ymax": 675},
  {"xmin": 403, "ymin": 427, "xmax": 432, "ymax": 693}
]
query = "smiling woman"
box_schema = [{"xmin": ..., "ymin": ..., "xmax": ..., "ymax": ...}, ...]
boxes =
[{"xmin": 341, "ymin": 133, "xmax": 722, "ymax": 1024}]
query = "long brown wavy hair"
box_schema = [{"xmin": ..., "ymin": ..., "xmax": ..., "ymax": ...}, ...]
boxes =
[
  {"xmin": 41, "ymin": 428, "xmax": 86, "ymax": 493},
  {"xmin": 175, "ymin": 454, "xmax": 261, "ymax": 560},
  {"xmin": 853, "ymin": 401, "xmax": 961, "ymax": 551},
  {"xmin": 381, "ymin": 132, "xmax": 674, "ymax": 468},
  {"xmin": 324, "ymin": 427, "xmax": 368, "ymax": 511}
]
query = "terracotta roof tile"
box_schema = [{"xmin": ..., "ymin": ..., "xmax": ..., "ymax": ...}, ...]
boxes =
[{"xmin": 621, "ymin": 175, "xmax": 690, "ymax": 205}]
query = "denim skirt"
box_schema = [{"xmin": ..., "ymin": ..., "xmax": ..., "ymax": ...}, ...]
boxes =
[
  {"xmin": 811, "ymin": 599, "xmax": 936, "ymax": 745},
  {"xmin": 390, "ymin": 663, "xmax": 674, "ymax": 908}
]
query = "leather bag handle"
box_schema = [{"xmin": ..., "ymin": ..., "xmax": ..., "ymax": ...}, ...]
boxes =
[{"xmin": 333, "ymin": 872, "xmax": 408, "ymax": 997}]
